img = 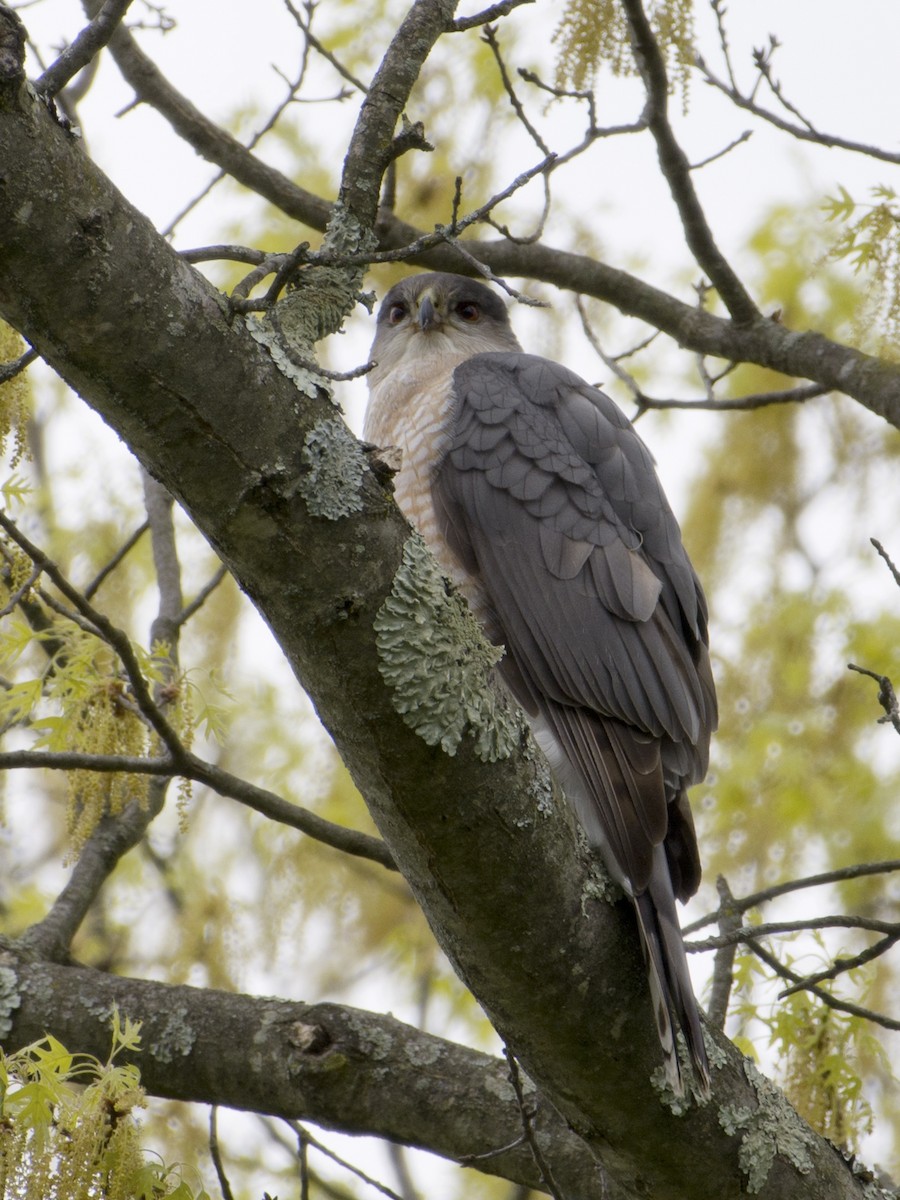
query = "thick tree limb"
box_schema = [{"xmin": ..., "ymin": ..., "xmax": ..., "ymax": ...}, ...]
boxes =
[
  {"xmin": 0, "ymin": 942, "xmax": 608, "ymax": 1197},
  {"xmin": 0, "ymin": 12, "xmax": 883, "ymax": 1197}
]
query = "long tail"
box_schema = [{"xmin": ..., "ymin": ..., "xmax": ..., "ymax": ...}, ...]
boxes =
[{"xmin": 633, "ymin": 845, "xmax": 709, "ymax": 1097}]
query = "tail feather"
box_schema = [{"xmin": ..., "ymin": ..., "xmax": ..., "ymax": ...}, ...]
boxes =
[{"xmin": 634, "ymin": 847, "xmax": 709, "ymax": 1096}]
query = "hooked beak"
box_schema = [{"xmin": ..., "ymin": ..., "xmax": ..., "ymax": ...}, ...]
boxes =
[{"xmin": 416, "ymin": 293, "xmax": 440, "ymax": 332}]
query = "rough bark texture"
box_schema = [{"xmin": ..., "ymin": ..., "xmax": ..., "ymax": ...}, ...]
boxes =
[
  {"xmin": 0, "ymin": 11, "xmax": 884, "ymax": 1199},
  {"xmin": 0, "ymin": 942, "xmax": 609, "ymax": 1195}
]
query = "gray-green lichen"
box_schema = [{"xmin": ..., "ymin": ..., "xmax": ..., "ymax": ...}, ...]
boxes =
[
  {"xmin": 374, "ymin": 532, "xmax": 523, "ymax": 762},
  {"xmin": 718, "ymin": 1059, "xmax": 816, "ymax": 1194},
  {"xmin": 150, "ymin": 1004, "xmax": 195, "ymax": 1063},
  {"xmin": 276, "ymin": 266, "xmax": 360, "ymax": 348},
  {"xmin": 244, "ymin": 314, "xmax": 322, "ymax": 400},
  {"xmin": 0, "ymin": 961, "xmax": 20, "ymax": 1038},
  {"xmin": 652, "ymin": 1033, "xmax": 712, "ymax": 1115},
  {"xmin": 298, "ymin": 417, "xmax": 366, "ymax": 519}
]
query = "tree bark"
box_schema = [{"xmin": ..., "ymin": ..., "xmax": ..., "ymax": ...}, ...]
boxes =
[{"xmin": 0, "ymin": 942, "xmax": 610, "ymax": 1196}]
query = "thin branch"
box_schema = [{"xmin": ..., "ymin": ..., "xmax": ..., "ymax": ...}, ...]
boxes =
[
  {"xmin": 690, "ymin": 129, "xmax": 752, "ymax": 171},
  {"xmin": 690, "ymin": 914, "xmax": 900, "ymax": 951},
  {"xmin": 847, "ymin": 663, "xmax": 900, "ymax": 736},
  {"xmin": 161, "ymin": 48, "xmax": 316, "ymax": 238},
  {"xmin": 35, "ymin": 0, "xmax": 135, "ymax": 98},
  {"xmin": 479, "ymin": 25, "xmax": 552, "ymax": 246},
  {"xmin": 209, "ymin": 1107, "xmax": 236, "ymax": 1200},
  {"xmin": 179, "ymin": 245, "xmax": 271, "ymax": 267},
  {"xmin": 707, "ymin": 875, "xmax": 740, "ymax": 1030},
  {"xmin": 620, "ymin": 0, "xmax": 758, "ymax": 325},
  {"xmin": 283, "ymin": 1120, "xmax": 406, "ymax": 1200},
  {"xmin": 576, "ymin": 297, "xmax": 824, "ymax": 414},
  {"xmin": 745, "ymin": 937, "xmax": 900, "ymax": 1032},
  {"xmin": 174, "ymin": 563, "xmax": 228, "ymax": 628},
  {"xmin": 97, "ymin": 8, "xmax": 335, "ymax": 232},
  {"xmin": 448, "ymin": 0, "xmax": 534, "ymax": 33},
  {"xmin": 0, "ymin": 559, "xmax": 43, "ymax": 620},
  {"xmin": 482, "ymin": 24, "xmax": 549, "ymax": 155},
  {"xmin": 0, "ymin": 345, "xmax": 37, "ymax": 384},
  {"xmin": 283, "ymin": 0, "xmax": 369, "ymax": 94},
  {"xmin": 777, "ymin": 932, "xmax": 900, "ymax": 998},
  {"xmin": 0, "ymin": 510, "xmax": 182, "ymax": 751},
  {"xmin": 684, "ymin": 859, "xmax": 900, "ymax": 936},
  {"xmin": 638, "ymin": 382, "xmax": 828, "ymax": 412},
  {"xmin": 871, "ymin": 537, "xmax": 900, "ymax": 589},
  {"xmin": 226, "ymin": 154, "xmax": 558, "ymax": 315},
  {"xmin": 503, "ymin": 1050, "xmax": 566, "ymax": 1200},
  {"xmin": 83, "ymin": 520, "xmax": 149, "ymax": 601},
  {"xmin": 337, "ymin": 0, "xmax": 459, "ymax": 235},
  {"xmin": 0, "ymin": 747, "xmax": 396, "ymax": 869},
  {"xmin": 20, "ymin": 792, "xmax": 167, "ymax": 961},
  {"xmin": 696, "ymin": 51, "xmax": 900, "ymax": 166}
]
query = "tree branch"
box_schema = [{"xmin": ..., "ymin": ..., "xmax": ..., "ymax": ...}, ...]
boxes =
[
  {"xmin": 35, "ymin": 0, "xmax": 135, "ymax": 99},
  {"xmin": 0, "ymin": 943, "xmax": 610, "ymax": 1198},
  {"xmin": 70, "ymin": 0, "xmax": 900, "ymax": 431},
  {"xmin": 0, "ymin": 745, "xmax": 396, "ymax": 870},
  {"xmin": 619, "ymin": 0, "xmax": 758, "ymax": 325},
  {"xmin": 337, "ymin": 0, "xmax": 459, "ymax": 233},
  {"xmin": 696, "ymin": 52, "xmax": 900, "ymax": 166}
]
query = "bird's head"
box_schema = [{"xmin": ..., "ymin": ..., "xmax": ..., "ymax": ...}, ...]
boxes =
[{"xmin": 368, "ymin": 273, "xmax": 521, "ymax": 386}]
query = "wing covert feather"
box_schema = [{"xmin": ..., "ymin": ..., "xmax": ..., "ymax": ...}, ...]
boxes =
[{"xmin": 432, "ymin": 351, "xmax": 716, "ymax": 894}]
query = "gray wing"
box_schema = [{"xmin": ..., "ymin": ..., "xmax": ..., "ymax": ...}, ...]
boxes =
[{"xmin": 432, "ymin": 352, "xmax": 717, "ymax": 897}]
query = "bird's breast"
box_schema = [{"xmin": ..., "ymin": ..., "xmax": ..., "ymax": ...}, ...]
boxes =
[{"xmin": 365, "ymin": 360, "xmax": 493, "ymax": 623}]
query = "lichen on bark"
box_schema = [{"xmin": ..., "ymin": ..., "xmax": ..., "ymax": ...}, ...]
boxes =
[{"xmin": 374, "ymin": 532, "xmax": 523, "ymax": 762}]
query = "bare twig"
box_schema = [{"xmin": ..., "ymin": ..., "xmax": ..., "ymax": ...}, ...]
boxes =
[
  {"xmin": 0, "ymin": 744, "xmax": 395, "ymax": 868},
  {"xmin": 777, "ymin": 932, "xmax": 900, "ymax": 998},
  {"xmin": 480, "ymin": 25, "xmax": 552, "ymax": 245},
  {"xmin": 449, "ymin": 0, "xmax": 534, "ymax": 33},
  {"xmin": 683, "ymin": 859, "xmax": 900, "ymax": 936},
  {"xmin": 620, "ymin": 0, "xmax": 758, "ymax": 325},
  {"xmin": 283, "ymin": 1119, "xmax": 406, "ymax": 1200},
  {"xmin": 745, "ymin": 937, "xmax": 900, "ymax": 1032},
  {"xmin": 707, "ymin": 875, "xmax": 740, "ymax": 1030},
  {"xmin": 691, "ymin": 130, "xmax": 752, "ymax": 171},
  {"xmin": 163, "ymin": 47, "xmax": 316, "ymax": 238},
  {"xmin": 209, "ymin": 1107, "xmax": 236, "ymax": 1200},
  {"xmin": 0, "ymin": 346, "xmax": 37, "ymax": 384},
  {"xmin": 284, "ymin": 0, "xmax": 368, "ymax": 94},
  {"xmin": 174, "ymin": 563, "xmax": 228, "ymax": 628},
  {"xmin": 83, "ymin": 521, "xmax": 149, "ymax": 601},
  {"xmin": 504, "ymin": 1050, "xmax": 566, "ymax": 1200},
  {"xmin": 482, "ymin": 24, "xmax": 549, "ymax": 155},
  {"xmin": 690, "ymin": 913, "xmax": 900, "ymax": 952},
  {"xmin": 638, "ymin": 382, "xmax": 828, "ymax": 413},
  {"xmin": 35, "ymin": 0, "xmax": 135, "ymax": 98},
  {"xmin": 179, "ymin": 244, "xmax": 271, "ymax": 267},
  {"xmin": 696, "ymin": 51, "xmax": 900, "ymax": 166},
  {"xmin": 848, "ymin": 663, "xmax": 900, "ymax": 736},
  {"xmin": 0, "ymin": 510, "xmax": 181, "ymax": 750},
  {"xmin": 871, "ymin": 537, "xmax": 900, "ymax": 588}
]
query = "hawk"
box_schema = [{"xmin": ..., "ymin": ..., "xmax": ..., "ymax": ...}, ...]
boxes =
[{"xmin": 365, "ymin": 272, "xmax": 717, "ymax": 1094}]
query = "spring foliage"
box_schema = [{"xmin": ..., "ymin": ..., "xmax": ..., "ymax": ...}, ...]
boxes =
[{"xmin": 0, "ymin": 1011, "xmax": 209, "ymax": 1200}]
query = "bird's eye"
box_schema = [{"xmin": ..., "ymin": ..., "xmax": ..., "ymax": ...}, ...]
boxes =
[
  {"xmin": 455, "ymin": 301, "xmax": 480, "ymax": 322},
  {"xmin": 388, "ymin": 303, "xmax": 407, "ymax": 325}
]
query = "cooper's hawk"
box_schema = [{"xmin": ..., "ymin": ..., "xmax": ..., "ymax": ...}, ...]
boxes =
[{"xmin": 365, "ymin": 272, "xmax": 717, "ymax": 1094}]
